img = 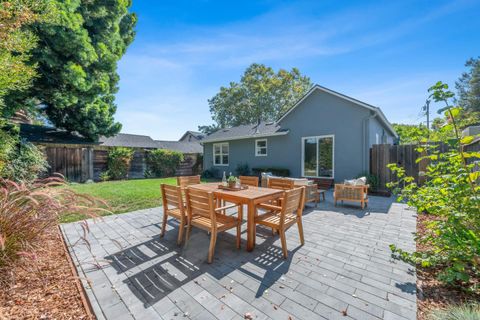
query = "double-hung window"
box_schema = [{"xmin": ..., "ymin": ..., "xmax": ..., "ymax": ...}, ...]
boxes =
[
  {"xmin": 255, "ymin": 139, "xmax": 267, "ymax": 156},
  {"xmin": 301, "ymin": 135, "xmax": 334, "ymax": 178},
  {"xmin": 213, "ymin": 142, "xmax": 229, "ymax": 166}
]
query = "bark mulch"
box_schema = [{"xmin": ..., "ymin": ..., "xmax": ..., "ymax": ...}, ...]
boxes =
[
  {"xmin": 0, "ymin": 227, "xmax": 92, "ymax": 320},
  {"xmin": 416, "ymin": 213, "xmax": 480, "ymax": 320}
]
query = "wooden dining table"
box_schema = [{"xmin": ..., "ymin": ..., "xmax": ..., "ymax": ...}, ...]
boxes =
[{"xmin": 188, "ymin": 182, "xmax": 284, "ymax": 251}]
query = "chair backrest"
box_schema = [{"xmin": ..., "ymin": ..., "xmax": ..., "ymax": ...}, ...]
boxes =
[
  {"xmin": 161, "ymin": 184, "xmax": 184, "ymax": 212},
  {"xmin": 280, "ymin": 187, "xmax": 305, "ymax": 224},
  {"xmin": 177, "ymin": 175, "xmax": 201, "ymax": 188},
  {"xmin": 239, "ymin": 175, "xmax": 259, "ymax": 187},
  {"xmin": 185, "ymin": 188, "xmax": 216, "ymax": 226},
  {"xmin": 268, "ymin": 177, "xmax": 295, "ymax": 190}
]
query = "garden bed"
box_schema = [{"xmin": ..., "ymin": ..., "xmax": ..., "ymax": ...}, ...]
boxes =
[
  {"xmin": 0, "ymin": 227, "xmax": 92, "ymax": 319},
  {"xmin": 416, "ymin": 213, "xmax": 480, "ymax": 319}
]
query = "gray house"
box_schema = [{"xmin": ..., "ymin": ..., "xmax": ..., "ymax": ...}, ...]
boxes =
[{"xmin": 202, "ymin": 85, "xmax": 397, "ymax": 183}]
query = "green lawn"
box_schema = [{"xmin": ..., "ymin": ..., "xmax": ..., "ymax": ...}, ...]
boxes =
[{"xmin": 62, "ymin": 177, "xmax": 215, "ymax": 223}]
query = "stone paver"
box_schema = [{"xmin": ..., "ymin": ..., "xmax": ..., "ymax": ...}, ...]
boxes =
[{"xmin": 61, "ymin": 192, "xmax": 417, "ymax": 320}]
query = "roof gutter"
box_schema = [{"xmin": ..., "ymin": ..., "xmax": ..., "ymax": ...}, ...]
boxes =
[{"xmin": 201, "ymin": 130, "xmax": 289, "ymax": 143}]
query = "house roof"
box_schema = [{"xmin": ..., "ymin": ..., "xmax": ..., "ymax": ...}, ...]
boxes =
[
  {"xmin": 19, "ymin": 123, "xmax": 96, "ymax": 145},
  {"xmin": 155, "ymin": 140, "xmax": 203, "ymax": 153},
  {"xmin": 277, "ymin": 84, "xmax": 398, "ymax": 138},
  {"xmin": 201, "ymin": 121, "xmax": 289, "ymax": 143},
  {"xmin": 201, "ymin": 84, "xmax": 397, "ymax": 143},
  {"xmin": 99, "ymin": 133, "xmax": 158, "ymax": 148},
  {"xmin": 179, "ymin": 131, "xmax": 206, "ymax": 141},
  {"xmin": 19, "ymin": 124, "xmax": 202, "ymax": 153},
  {"xmin": 99, "ymin": 134, "xmax": 203, "ymax": 153}
]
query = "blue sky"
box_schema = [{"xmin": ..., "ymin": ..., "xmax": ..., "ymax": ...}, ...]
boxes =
[{"xmin": 115, "ymin": 0, "xmax": 480, "ymax": 140}]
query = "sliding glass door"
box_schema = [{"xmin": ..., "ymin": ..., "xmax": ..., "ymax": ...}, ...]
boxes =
[{"xmin": 301, "ymin": 135, "xmax": 334, "ymax": 178}]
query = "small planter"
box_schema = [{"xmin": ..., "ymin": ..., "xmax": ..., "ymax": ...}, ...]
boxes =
[{"xmin": 228, "ymin": 181, "xmax": 236, "ymax": 188}]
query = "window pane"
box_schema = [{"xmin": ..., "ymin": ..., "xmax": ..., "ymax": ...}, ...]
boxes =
[
  {"xmin": 222, "ymin": 155, "xmax": 229, "ymax": 164},
  {"xmin": 318, "ymin": 137, "xmax": 333, "ymax": 177},
  {"xmin": 214, "ymin": 155, "xmax": 221, "ymax": 164},
  {"xmin": 222, "ymin": 144, "xmax": 229, "ymax": 154},
  {"xmin": 214, "ymin": 145, "xmax": 220, "ymax": 154},
  {"xmin": 257, "ymin": 140, "xmax": 266, "ymax": 147},
  {"xmin": 303, "ymin": 138, "xmax": 317, "ymax": 176},
  {"xmin": 257, "ymin": 147, "xmax": 266, "ymax": 155}
]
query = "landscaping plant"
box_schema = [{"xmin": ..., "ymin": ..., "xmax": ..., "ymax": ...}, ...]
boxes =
[
  {"xmin": 388, "ymin": 82, "xmax": 480, "ymax": 291},
  {"xmin": 0, "ymin": 177, "xmax": 103, "ymax": 281},
  {"xmin": 107, "ymin": 147, "xmax": 134, "ymax": 180},
  {"xmin": 146, "ymin": 149, "xmax": 183, "ymax": 177}
]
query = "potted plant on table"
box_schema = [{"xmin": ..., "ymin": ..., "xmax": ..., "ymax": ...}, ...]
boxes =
[{"xmin": 227, "ymin": 175, "xmax": 237, "ymax": 188}]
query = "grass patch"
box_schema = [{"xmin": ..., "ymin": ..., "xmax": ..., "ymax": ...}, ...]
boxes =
[{"xmin": 61, "ymin": 177, "xmax": 216, "ymax": 223}]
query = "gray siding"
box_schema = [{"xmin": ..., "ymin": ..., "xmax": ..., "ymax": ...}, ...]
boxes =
[
  {"xmin": 368, "ymin": 117, "xmax": 395, "ymax": 146},
  {"xmin": 204, "ymin": 90, "xmax": 393, "ymax": 182}
]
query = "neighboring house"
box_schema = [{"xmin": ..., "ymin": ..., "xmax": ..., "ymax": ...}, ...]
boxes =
[
  {"xmin": 20, "ymin": 125, "xmax": 203, "ymax": 182},
  {"xmin": 202, "ymin": 85, "xmax": 397, "ymax": 183},
  {"xmin": 179, "ymin": 131, "xmax": 206, "ymax": 142}
]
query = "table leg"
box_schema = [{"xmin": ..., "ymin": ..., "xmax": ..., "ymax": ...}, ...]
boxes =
[{"xmin": 246, "ymin": 200, "xmax": 256, "ymax": 252}]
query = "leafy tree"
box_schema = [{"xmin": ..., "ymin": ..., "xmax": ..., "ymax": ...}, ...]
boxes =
[
  {"xmin": 456, "ymin": 57, "xmax": 480, "ymax": 112},
  {"xmin": 207, "ymin": 63, "xmax": 312, "ymax": 128},
  {"xmin": 0, "ymin": 0, "xmax": 52, "ymax": 110},
  {"xmin": 5, "ymin": 0, "xmax": 137, "ymax": 140},
  {"xmin": 198, "ymin": 124, "xmax": 220, "ymax": 135},
  {"xmin": 392, "ymin": 123, "xmax": 430, "ymax": 144}
]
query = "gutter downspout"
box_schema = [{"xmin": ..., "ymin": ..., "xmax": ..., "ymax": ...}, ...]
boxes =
[{"xmin": 362, "ymin": 111, "xmax": 377, "ymax": 173}]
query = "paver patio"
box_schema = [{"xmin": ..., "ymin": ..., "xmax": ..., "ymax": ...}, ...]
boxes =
[{"xmin": 61, "ymin": 192, "xmax": 417, "ymax": 320}]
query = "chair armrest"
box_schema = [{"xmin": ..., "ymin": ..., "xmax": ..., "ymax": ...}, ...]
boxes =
[
  {"xmin": 257, "ymin": 203, "xmax": 282, "ymax": 212},
  {"xmin": 215, "ymin": 203, "xmax": 239, "ymax": 213}
]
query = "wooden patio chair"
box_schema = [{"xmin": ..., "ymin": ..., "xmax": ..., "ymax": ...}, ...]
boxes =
[
  {"xmin": 334, "ymin": 184, "xmax": 369, "ymax": 209},
  {"xmin": 177, "ymin": 175, "xmax": 201, "ymax": 188},
  {"xmin": 267, "ymin": 177, "xmax": 295, "ymax": 190},
  {"xmin": 255, "ymin": 187, "xmax": 306, "ymax": 259},
  {"xmin": 160, "ymin": 184, "xmax": 187, "ymax": 245},
  {"xmin": 185, "ymin": 188, "xmax": 242, "ymax": 263},
  {"xmin": 239, "ymin": 175, "xmax": 259, "ymax": 187}
]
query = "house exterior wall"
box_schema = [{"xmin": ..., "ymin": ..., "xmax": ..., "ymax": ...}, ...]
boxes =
[
  {"xmin": 368, "ymin": 116, "xmax": 395, "ymax": 146},
  {"xmin": 203, "ymin": 90, "xmax": 394, "ymax": 182}
]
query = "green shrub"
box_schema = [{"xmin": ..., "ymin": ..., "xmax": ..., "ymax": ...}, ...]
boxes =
[
  {"xmin": 146, "ymin": 149, "xmax": 184, "ymax": 177},
  {"xmin": 388, "ymin": 82, "xmax": 480, "ymax": 290},
  {"xmin": 235, "ymin": 162, "xmax": 250, "ymax": 176},
  {"xmin": 356, "ymin": 172, "xmax": 379, "ymax": 191},
  {"xmin": 252, "ymin": 167, "xmax": 290, "ymax": 177},
  {"xmin": 429, "ymin": 303, "xmax": 480, "ymax": 320},
  {"xmin": 107, "ymin": 147, "xmax": 134, "ymax": 180},
  {"xmin": 1, "ymin": 139, "xmax": 48, "ymax": 183},
  {"xmin": 202, "ymin": 168, "xmax": 219, "ymax": 179},
  {"xmin": 99, "ymin": 171, "xmax": 110, "ymax": 182}
]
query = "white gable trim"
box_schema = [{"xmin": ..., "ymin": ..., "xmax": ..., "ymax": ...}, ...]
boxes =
[{"xmin": 277, "ymin": 85, "xmax": 397, "ymax": 138}]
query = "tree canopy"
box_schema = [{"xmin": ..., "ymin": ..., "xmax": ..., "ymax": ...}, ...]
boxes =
[
  {"xmin": 0, "ymin": 0, "xmax": 52, "ymax": 110},
  {"xmin": 205, "ymin": 63, "xmax": 312, "ymax": 129},
  {"xmin": 456, "ymin": 57, "xmax": 480, "ymax": 112},
  {"xmin": 5, "ymin": 0, "xmax": 136, "ymax": 140}
]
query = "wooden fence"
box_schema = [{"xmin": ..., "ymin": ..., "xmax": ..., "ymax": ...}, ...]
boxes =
[
  {"xmin": 370, "ymin": 143, "xmax": 450, "ymax": 192},
  {"xmin": 43, "ymin": 146, "xmax": 199, "ymax": 183},
  {"xmin": 44, "ymin": 147, "xmax": 93, "ymax": 182}
]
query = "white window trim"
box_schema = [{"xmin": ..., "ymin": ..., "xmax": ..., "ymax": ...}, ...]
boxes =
[
  {"xmin": 255, "ymin": 139, "xmax": 268, "ymax": 157},
  {"xmin": 213, "ymin": 142, "xmax": 229, "ymax": 166},
  {"xmin": 301, "ymin": 135, "xmax": 335, "ymax": 179}
]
